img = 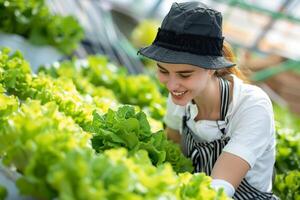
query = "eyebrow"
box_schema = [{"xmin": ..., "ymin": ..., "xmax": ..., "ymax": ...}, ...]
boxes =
[{"xmin": 157, "ymin": 63, "xmax": 195, "ymax": 73}]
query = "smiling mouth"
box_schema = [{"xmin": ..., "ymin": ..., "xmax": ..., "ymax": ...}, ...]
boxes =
[{"xmin": 171, "ymin": 91, "xmax": 187, "ymax": 97}]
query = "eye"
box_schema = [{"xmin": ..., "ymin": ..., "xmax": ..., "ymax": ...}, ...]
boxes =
[
  {"xmin": 158, "ymin": 70, "xmax": 168, "ymax": 74},
  {"xmin": 179, "ymin": 73, "xmax": 191, "ymax": 78}
]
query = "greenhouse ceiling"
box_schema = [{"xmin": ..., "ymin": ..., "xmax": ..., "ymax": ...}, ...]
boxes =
[{"xmin": 159, "ymin": 0, "xmax": 300, "ymax": 60}]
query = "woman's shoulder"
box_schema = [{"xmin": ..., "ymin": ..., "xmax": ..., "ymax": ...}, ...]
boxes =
[
  {"xmin": 232, "ymin": 75, "xmax": 273, "ymax": 109},
  {"xmin": 225, "ymin": 77, "xmax": 276, "ymax": 154},
  {"xmin": 226, "ymin": 75, "xmax": 274, "ymax": 123}
]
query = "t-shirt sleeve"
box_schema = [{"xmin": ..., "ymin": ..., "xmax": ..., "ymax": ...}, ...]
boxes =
[
  {"xmin": 223, "ymin": 103, "xmax": 275, "ymax": 168},
  {"xmin": 163, "ymin": 94, "xmax": 184, "ymax": 132}
]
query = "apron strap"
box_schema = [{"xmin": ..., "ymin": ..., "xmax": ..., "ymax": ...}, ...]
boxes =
[
  {"xmin": 219, "ymin": 77, "xmax": 230, "ymax": 121},
  {"xmin": 217, "ymin": 77, "xmax": 230, "ymax": 135}
]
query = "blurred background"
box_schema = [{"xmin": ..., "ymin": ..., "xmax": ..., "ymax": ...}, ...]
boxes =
[
  {"xmin": 1, "ymin": 1, "xmax": 300, "ymax": 200},
  {"xmin": 1, "ymin": 0, "xmax": 299, "ymax": 116}
]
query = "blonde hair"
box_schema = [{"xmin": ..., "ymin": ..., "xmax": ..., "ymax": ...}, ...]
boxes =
[{"xmin": 215, "ymin": 41, "xmax": 249, "ymax": 83}]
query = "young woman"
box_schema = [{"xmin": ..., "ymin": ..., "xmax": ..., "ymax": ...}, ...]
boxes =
[{"xmin": 138, "ymin": 2, "xmax": 279, "ymax": 200}]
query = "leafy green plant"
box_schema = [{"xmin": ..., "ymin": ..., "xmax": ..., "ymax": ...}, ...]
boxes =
[
  {"xmin": 273, "ymin": 103, "xmax": 300, "ymax": 199},
  {"xmin": 0, "ymin": 48, "xmax": 232, "ymax": 200},
  {"xmin": 39, "ymin": 55, "xmax": 167, "ymax": 120},
  {"xmin": 274, "ymin": 171, "xmax": 300, "ymax": 200},
  {"xmin": 273, "ymin": 104, "xmax": 300, "ymax": 173},
  {"xmin": 0, "ymin": 0, "xmax": 84, "ymax": 54},
  {"xmin": 87, "ymin": 106, "xmax": 193, "ymax": 173},
  {"xmin": 275, "ymin": 126, "xmax": 300, "ymax": 173}
]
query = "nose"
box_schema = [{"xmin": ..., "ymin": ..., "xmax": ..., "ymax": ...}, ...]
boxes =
[{"xmin": 166, "ymin": 76, "xmax": 179, "ymax": 91}]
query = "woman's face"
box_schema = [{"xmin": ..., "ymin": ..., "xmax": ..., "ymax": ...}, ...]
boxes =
[{"xmin": 157, "ymin": 62, "xmax": 212, "ymax": 106}]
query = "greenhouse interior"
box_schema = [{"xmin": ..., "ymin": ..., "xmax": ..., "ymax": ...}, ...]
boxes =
[{"xmin": 0, "ymin": 0, "xmax": 299, "ymax": 199}]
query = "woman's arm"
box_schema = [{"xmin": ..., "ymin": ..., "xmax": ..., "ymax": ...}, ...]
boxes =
[
  {"xmin": 211, "ymin": 152, "xmax": 250, "ymax": 189},
  {"xmin": 211, "ymin": 97, "xmax": 275, "ymax": 193},
  {"xmin": 166, "ymin": 127, "xmax": 181, "ymax": 144}
]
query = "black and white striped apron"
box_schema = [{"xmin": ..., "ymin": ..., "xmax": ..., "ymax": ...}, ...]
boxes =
[{"xmin": 181, "ymin": 77, "xmax": 279, "ymax": 200}]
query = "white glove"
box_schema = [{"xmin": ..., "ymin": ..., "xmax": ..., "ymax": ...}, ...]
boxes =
[{"xmin": 211, "ymin": 179, "xmax": 235, "ymax": 197}]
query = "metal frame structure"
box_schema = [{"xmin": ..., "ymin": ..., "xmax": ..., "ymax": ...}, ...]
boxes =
[{"xmin": 47, "ymin": 0, "xmax": 145, "ymax": 74}]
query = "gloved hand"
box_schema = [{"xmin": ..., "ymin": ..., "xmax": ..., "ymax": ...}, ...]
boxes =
[{"xmin": 211, "ymin": 179, "xmax": 235, "ymax": 197}]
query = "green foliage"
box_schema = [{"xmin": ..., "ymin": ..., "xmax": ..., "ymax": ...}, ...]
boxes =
[
  {"xmin": 0, "ymin": 0, "xmax": 84, "ymax": 54},
  {"xmin": 0, "ymin": 185, "xmax": 7, "ymax": 200},
  {"xmin": 178, "ymin": 172, "xmax": 227, "ymax": 200},
  {"xmin": 275, "ymin": 126, "xmax": 300, "ymax": 173},
  {"xmin": 131, "ymin": 19, "xmax": 160, "ymax": 48},
  {"xmin": 0, "ymin": 48, "xmax": 230, "ymax": 200},
  {"xmin": 0, "ymin": 48, "xmax": 32, "ymax": 98},
  {"xmin": 0, "ymin": 99, "xmax": 92, "ymax": 199},
  {"xmin": 0, "ymin": 99, "xmax": 92, "ymax": 170},
  {"xmin": 274, "ymin": 171, "xmax": 300, "ymax": 200},
  {"xmin": 0, "ymin": 48, "xmax": 113, "ymax": 128},
  {"xmin": 0, "ymin": 87, "xmax": 18, "ymax": 118},
  {"xmin": 39, "ymin": 55, "xmax": 166, "ymax": 120},
  {"xmin": 273, "ymin": 103, "xmax": 300, "ymax": 199},
  {"xmin": 87, "ymin": 106, "xmax": 193, "ymax": 173},
  {"xmin": 27, "ymin": 74, "xmax": 97, "ymax": 127},
  {"xmin": 273, "ymin": 104, "xmax": 300, "ymax": 132},
  {"xmin": 273, "ymin": 104, "xmax": 300, "ymax": 173},
  {"xmin": 0, "ymin": 95, "xmax": 226, "ymax": 200}
]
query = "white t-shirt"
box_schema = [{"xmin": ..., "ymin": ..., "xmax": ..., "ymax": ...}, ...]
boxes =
[{"xmin": 163, "ymin": 74, "xmax": 276, "ymax": 192}]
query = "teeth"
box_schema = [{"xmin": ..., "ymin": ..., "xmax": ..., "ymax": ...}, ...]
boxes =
[{"xmin": 172, "ymin": 91, "xmax": 186, "ymax": 96}]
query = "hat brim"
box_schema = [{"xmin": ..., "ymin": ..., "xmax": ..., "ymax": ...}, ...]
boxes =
[{"xmin": 138, "ymin": 44, "xmax": 236, "ymax": 69}]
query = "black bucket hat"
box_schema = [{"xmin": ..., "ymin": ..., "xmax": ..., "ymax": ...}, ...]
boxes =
[{"xmin": 137, "ymin": 1, "xmax": 235, "ymax": 69}]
